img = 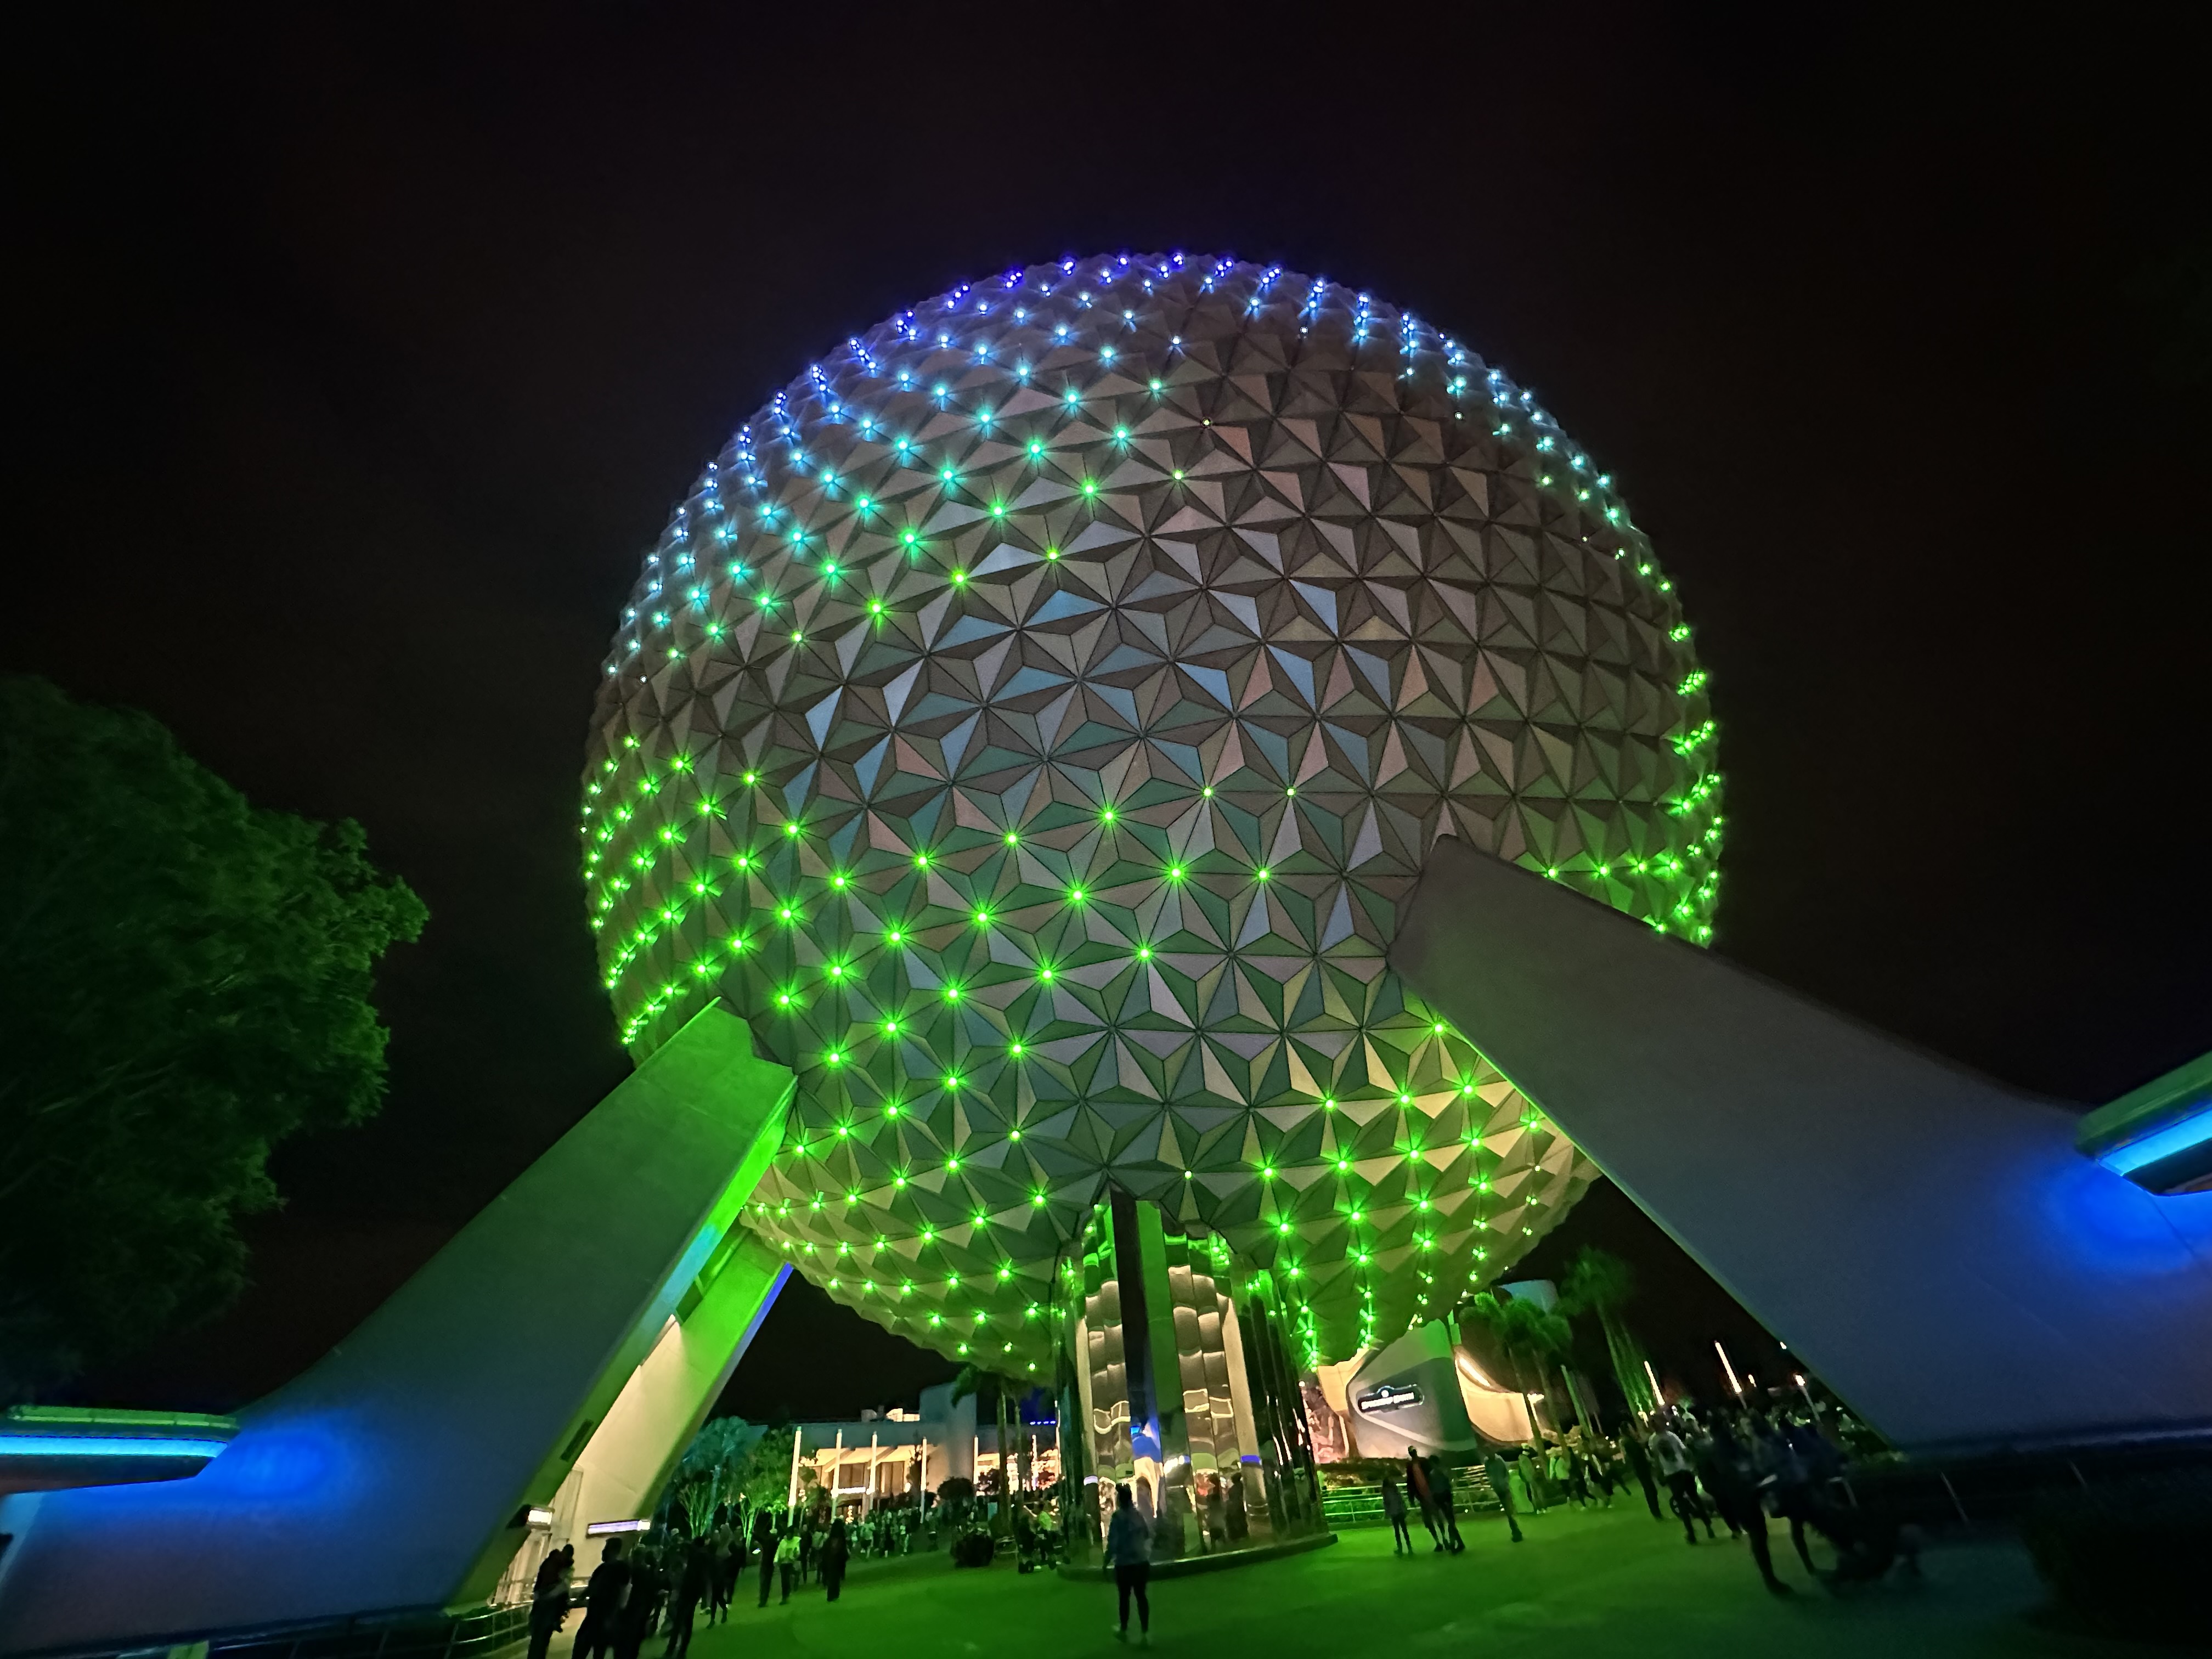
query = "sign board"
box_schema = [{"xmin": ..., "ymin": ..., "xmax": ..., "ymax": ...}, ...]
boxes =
[{"xmin": 1355, "ymin": 1382, "xmax": 1424, "ymax": 1415}]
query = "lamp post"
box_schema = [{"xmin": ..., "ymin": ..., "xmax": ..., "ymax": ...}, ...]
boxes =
[{"xmin": 1715, "ymin": 1340, "xmax": 1745, "ymax": 1400}]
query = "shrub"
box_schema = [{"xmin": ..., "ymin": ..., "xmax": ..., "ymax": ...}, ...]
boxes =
[{"xmin": 2021, "ymin": 1469, "xmax": 2212, "ymax": 1645}]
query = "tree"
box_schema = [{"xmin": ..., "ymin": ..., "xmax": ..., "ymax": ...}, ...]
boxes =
[
  {"xmin": 0, "ymin": 678, "xmax": 426, "ymax": 1401},
  {"xmin": 667, "ymin": 1415, "xmax": 768, "ymax": 1526},
  {"xmin": 737, "ymin": 1424, "xmax": 798, "ymax": 1514},
  {"xmin": 1464, "ymin": 1290, "xmax": 1577, "ymax": 1438},
  {"xmin": 950, "ymin": 1362, "xmax": 1024, "ymax": 1536},
  {"xmin": 1560, "ymin": 1245, "xmax": 1657, "ymax": 1417}
]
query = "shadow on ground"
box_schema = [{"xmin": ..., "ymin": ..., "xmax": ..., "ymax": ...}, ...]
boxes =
[{"xmin": 566, "ymin": 1502, "xmax": 2156, "ymax": 1658}]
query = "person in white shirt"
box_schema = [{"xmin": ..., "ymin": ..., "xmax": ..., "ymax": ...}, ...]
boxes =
[{"xmin": 1650, "ymin": 1424, "xmax": 1714, "ymax": 1542}]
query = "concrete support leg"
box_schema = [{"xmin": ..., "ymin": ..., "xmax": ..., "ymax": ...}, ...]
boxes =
[{"xmin": 0, "ymin": 1005, "xmax": 792, "ymax": 1654}]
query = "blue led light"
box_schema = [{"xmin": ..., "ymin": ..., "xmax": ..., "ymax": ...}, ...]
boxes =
[
  {"xmin": 2100, "ymin": 1102, "xmax": 2212, "ymax": 1177},
  {"xmin": 1, "ymin": 1435, "xmax": 231, "ymax": 1459}
]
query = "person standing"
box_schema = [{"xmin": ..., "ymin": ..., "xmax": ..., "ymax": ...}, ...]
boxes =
[
  {"xmin": 1559, "ymin": 1427, "xmax": 1587, "ymax": 1509},
  {"xmin": 1424, "ymin": 1454, "xmax": 1465, "ymax": 1553},
  {"xmin": 662, "ymin": 1538, "xmax": 708, "ymax": 1659},
  {"xmin": 1689, "ymin": 1420, "xmax": 1742, "ymax": 1539},
  {"xmin": 821, "ymin": 1517, "xmax": 851, "ymax": 1602},
  {"xmin": 706, "ymin": 1522, "xmax": 734, "ymax": 1624},
  {"xmin": 1650, "ymin": 1422, "xmax": 1711, "ymax": 1542},
  {"xmin": 1622, "ymin": 1425, "xmax": 1663, "ymax": 1521},
  {"xmin": 1381, "ymin": 1474, "xmax": 1412, "ymax": 1554},
  {"xmin": 1703, "ymin": 1418, "xmax": 1793, "ymax": 1595},
  {"xmin": 527, "ymin": 1544, "xmax": 574, "ymax": 1659},
  {"xmin": 1515, "ymin": 1443, "xmax": 1548, "ymax": 1514},
  {"xmin": 1404, "ymin": 1446, "xmax": 1443, "ymax": 1551},
  {"xmin": 1481, "ymin": 1448, "xmax": 1525, "ymax": 1543},
  {"xmin": 755, "ymin": 1518, "xmax": 778, "ymax": 1609},
  {"xmin": 613, "ymin": 1544, "xmax": 662, "ymax": 1659},
  {"xmin": 1104, "ymin": 1482, "xmax": 1153, "ymax": 1646},
  {"xmin": 572, "ymin": 1539, "xmax": 630, "ymax": 1659},
  {"xmin": 774, "ymin": 1528, "xmax": 800, "ymax": 1604}
]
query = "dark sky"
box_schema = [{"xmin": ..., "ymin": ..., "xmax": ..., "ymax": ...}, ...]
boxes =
[{"xmin": 12, "ymin": 8, "xmax": 2208, "ymax": 1421}]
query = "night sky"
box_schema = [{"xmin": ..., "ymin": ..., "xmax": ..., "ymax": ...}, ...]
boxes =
[{"xmin": 13, "ymin": 9, "xmax": 2207, "ymax": 1424}]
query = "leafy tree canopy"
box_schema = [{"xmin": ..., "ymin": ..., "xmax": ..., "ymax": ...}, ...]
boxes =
[
  {"xmin": 1560, "ymin": 1245, "xmax": 1636, "ymax": 1316},
  {"xmin": 0, "ymin": 678, "xmax": 425, "ymax": 1402}
]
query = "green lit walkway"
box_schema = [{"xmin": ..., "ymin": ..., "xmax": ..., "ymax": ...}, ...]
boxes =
[{"xmin": 643, "ymin": 1504, "xmax": 2134, "ymax": 1658}]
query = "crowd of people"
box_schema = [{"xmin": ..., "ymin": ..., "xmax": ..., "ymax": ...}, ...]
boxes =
[
  {"xmin": 526, "ymin": 1498, "xmax": 938, "ymax": 1658},
  {"xmin": 1367, "ymin": 1400, "xmax": 1918, "ymax": 1599},
  {"xmin": 525, "ymin": 1399, "xmax": 1913, "ymax": 1657}
]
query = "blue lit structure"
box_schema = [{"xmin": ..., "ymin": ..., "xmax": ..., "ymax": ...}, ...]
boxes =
[
  {"xmin": 1391, "ymin": 838, "xmax": 2212, "ymax": 1457},
  {"xmin": 2079, "ymin": 1051, "xmax": 2212, "ymax": 1194}
]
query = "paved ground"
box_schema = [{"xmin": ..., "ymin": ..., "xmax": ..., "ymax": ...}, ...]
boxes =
[{"xmin": 573, "ymin": 1505, "xmax": 2147, "ymax": 1658}]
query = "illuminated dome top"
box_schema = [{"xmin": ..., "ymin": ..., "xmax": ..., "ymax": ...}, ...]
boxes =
[{"xmin": 581, "ymin": 254, "xmax": 1722, "ymax": 1372}]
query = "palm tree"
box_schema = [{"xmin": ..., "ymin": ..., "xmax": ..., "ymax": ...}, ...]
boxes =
[
  {"xmin": 950, "ymin": 1362, "xmax": 1023, "ymax": 1537},
  {"xmin": 1463, "ymin": 1291, "xmax": 1573, "ymax": 1440},
  {"xmin": 1560, "ymin": 1246, "xmax": 1656, "ymax": 1417}
]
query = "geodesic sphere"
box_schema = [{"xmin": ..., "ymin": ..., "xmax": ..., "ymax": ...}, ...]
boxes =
[{"xmin": 582, "ymin": 254, "xmax": 1722, "ymax": 1373}]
